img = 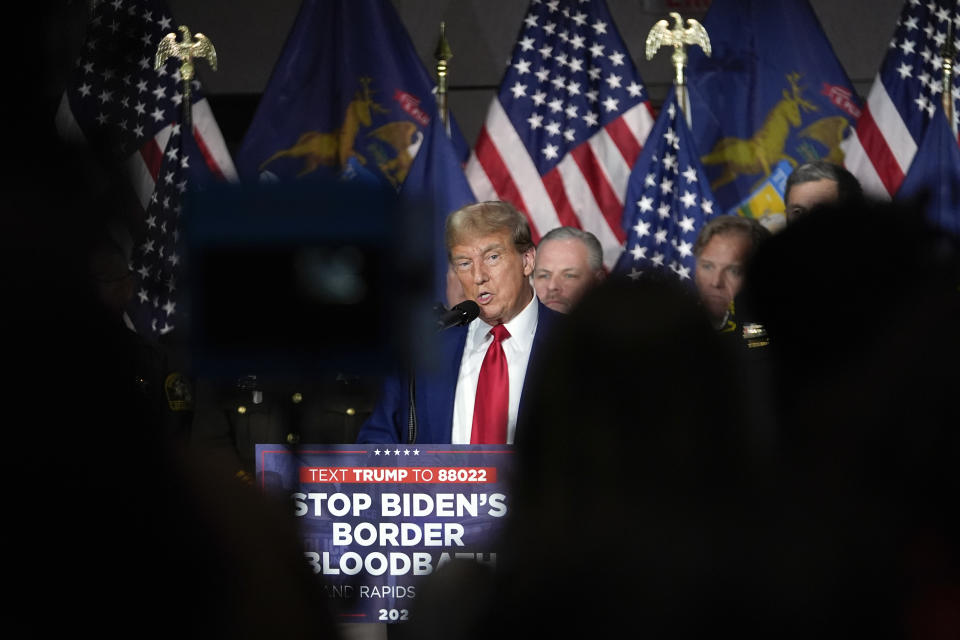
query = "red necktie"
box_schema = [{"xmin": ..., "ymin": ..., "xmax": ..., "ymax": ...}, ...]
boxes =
[{"xmin": 471, "ymin": 324, "xmax": 511, "ymax": 444}]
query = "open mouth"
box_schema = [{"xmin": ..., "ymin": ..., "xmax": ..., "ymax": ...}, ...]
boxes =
[{"xmin": 477, "ymin": 292, "xmax": 493, "ymax": 304}]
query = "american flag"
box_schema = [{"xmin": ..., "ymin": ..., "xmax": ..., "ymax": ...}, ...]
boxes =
[
  {"xmin": 54, "ymin": 0, "xmax": 236, "ymax": 336},
  {"xmin": 613, "ymin": 90, "xmax": 717, "ymax": 282},
  {"xmin": 842, "ymin": 0, "xmax": 960, "ymax": 199},
  {"xmin": 466, "ymin": 0, "xmax": 654, "ymax": 268}
]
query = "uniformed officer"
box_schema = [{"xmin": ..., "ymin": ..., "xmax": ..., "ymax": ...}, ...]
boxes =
[
  {"xmin": 88, "ymin": 231, "xmax": 194, "ymax": 444},
  {"xmin": 191, "ymin": 372, "xmax": 380, "ymax": 483}
]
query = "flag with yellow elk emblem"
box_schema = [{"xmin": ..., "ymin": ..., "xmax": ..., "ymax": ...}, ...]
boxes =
[
  {"xmin": 236, "ymin": 0, "xmax": 469, "ymax": 190},
  {"xmin": 684, "ymin": 0, "xmax": 861, "ymax": 226}
]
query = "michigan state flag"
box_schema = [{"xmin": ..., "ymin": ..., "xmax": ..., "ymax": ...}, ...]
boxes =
[
  {"xmin": 236, "ymin": 0, "xmax": 468, "ymax": 189},
  {"xmin": 686, "ymin": 0, "xmax": 860, "ymax": 221}
]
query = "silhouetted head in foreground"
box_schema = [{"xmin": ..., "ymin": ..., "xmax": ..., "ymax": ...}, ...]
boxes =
[{"xmin": 409, "ymin": 274, "xmax": 928, "ymax": 639}]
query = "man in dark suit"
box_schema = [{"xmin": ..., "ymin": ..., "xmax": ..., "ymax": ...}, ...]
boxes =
[{"xmin": 357, "ymin": 201, "xmax": 561, "ymax": 444}]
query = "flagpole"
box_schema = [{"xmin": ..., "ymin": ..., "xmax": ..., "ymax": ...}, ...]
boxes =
[
  {"xmin": 434, "ymin": 22, "xmax": 452, "ymax": 129},
  {"xmin": 942, "ymin": 21, "xmax": 956, "ymax": 136},
  {"xmin": 645, "ymin": 12, "xmax": 710, "ymax": 126}
]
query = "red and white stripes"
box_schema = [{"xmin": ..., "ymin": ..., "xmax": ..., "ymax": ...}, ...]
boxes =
[
  {"xmin": 842, "ymin": 73, "xmax": 917, "ymax": 199},
  {"xmin": 467, "ymin": 98, "xmax": 654, "ymax": 268}
]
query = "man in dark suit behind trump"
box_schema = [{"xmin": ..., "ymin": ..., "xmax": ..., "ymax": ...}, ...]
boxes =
[{"xmin": 357, "ymin": 201, "xmax": 561, "ymax": 445}]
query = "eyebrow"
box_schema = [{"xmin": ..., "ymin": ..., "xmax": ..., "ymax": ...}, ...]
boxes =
[
  {"xmin": 451, "ymin": 242, "xmax": 507, "ymax": 261},
  {"xmin": 481, "ymin": 242, "xmax": 506, "ymax": 254}
]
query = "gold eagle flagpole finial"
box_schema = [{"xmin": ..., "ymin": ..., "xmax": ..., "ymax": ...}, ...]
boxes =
[
  {"xmin": 434, "ymin": 21, "xmax": 453, "ymax": 129},
  {"xmin": 155, "ymin": 25, "xmax": 218, "ymax": 130},
  {"xmin": 645, "ymin": 12, "xmax": 710, "ymax": 122}
]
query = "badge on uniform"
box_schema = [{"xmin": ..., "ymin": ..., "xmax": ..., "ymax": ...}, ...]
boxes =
[{"xmin": 164, "ymin": 372, "xmax": 194, "ymax": 411}]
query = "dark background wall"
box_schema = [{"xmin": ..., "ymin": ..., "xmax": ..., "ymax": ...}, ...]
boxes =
[{"xmin": 44, "ymin": 0, "xmax": 904, "ymax": 157}]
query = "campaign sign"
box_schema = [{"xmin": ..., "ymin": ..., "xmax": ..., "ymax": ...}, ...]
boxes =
[{"xmin": 256, "ymin": 444, "xmax": 514, "ymax": 623}]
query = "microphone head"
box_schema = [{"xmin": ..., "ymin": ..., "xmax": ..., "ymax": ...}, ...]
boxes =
[
  {"xmin": 437, "ymin": 299, "xmax": 481, "ymax": 330},
  {"xmin": 453, "ymin": 300, "xmax": 480, "ymax": 325}
]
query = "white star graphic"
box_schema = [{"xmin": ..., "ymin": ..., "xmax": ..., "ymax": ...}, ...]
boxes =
[
  {"xmin": 605, "ymin": 72, "xmax": 622, "ymax": 89},
  {"xmin": 527, "ymin": 113, "xmax": 544, "ymax": 129},
  {"xmin": 543, "ymin": 143, "xmax": 559, "ymax": 160},
  {"xmin": 680, "ymin": 190, "xmax": 697, "ymax": 208},
  {"xmin": 663, "ymin": 152, "xmax": 678, "ymax": 172},
  {"xmin": 514, "ymin": 59, "xmax": 531, "ymax": 75},
  {"xmin": 630, "ymin": 244, "xmax": 647, "ymax": 260},
  {"xmin": 602, "ymin": 96, "xmax": 620, "ymax": 112},
  {"xmin": 637, "ymin": 195, "xmax": 654, "ymax": 212},
  {"xmin": 511, "ymin": 81, "xmax": 528, "ymax": 98}
]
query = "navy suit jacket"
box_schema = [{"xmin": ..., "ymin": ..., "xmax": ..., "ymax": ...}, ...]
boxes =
[{"xmin": 356, "ymin": 301, "xmax": 561, "ymax": 444}]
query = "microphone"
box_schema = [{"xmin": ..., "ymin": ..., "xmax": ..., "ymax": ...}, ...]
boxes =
[{"xmin": 436, "ymin": 300, "xmax": 480, "ymax": 330}]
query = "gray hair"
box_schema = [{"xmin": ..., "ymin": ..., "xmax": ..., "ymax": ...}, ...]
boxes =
[
  {"xmin": 538, "ymin": 226, "xmax": 604, "ymax": 272},
  {"xmin": 784, "ymin": 160, "xmax": 863, "ymax": 206}
]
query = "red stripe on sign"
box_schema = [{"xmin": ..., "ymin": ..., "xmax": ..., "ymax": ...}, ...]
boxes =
[
  {"xmin": 569, "ymin": 144, "xmax": 627, "ymax": 243},
  {"xmin": 541, "ymin": 168, "xmax": 581, "ymax": 232},
  {"xmin": 473, "ymin": 127, "xmax": 539, "ymax": 240},
  {"xmin": 298, "ymin": 466, "xmax": 499, "ymax": 483},
  {"xmin": 193, "ymin": 126, "xmax": 226, "ymax": 181},
  {"xmin": 856, "ymin": 106, "xmax": 904, "ymax": 197},
  {"xmin": 604, "ymin": 116, "xmax": 643, "ymax": 168},
  {"xmin": 141, "ymin": 138, "xmax": 163, "ymax": 182}
]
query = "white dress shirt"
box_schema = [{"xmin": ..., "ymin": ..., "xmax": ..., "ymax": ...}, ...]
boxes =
[{"xmin": 450, "ymin": 294, "xmax": 539, "ymax": 444}]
